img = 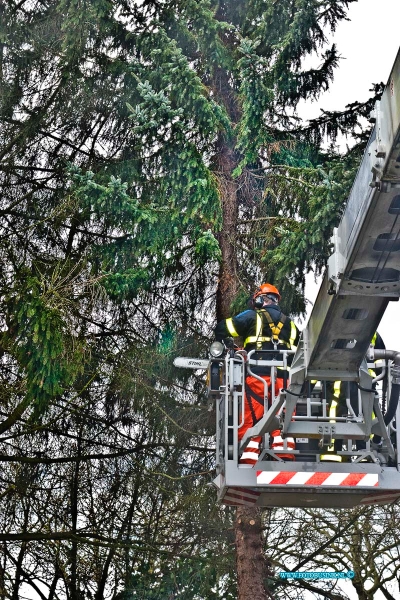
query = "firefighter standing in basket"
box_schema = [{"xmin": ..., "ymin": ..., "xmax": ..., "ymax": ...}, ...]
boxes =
[
  {"xmin": 214, "ymin": 283, "xmax": 300, "ymax": 466},
  {"xmin": 321, "ymin": 331, "xmax": 386, "ymax": 463}
]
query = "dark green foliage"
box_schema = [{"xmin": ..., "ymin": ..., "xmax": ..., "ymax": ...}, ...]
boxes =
[
  {"xmin": 7, "ymin": 274, "xmax": 85, "ymax": 415},
  {"xmin": 304, "ymin": 82, "xmax": 385, "ymax": 146},
  {"xmin": 261, "ymin": 152, "xmax": 362, "ymax": 285},
  {"xmin": 124, "ymin": 557, "xmax": 223, "ymax": 600}
]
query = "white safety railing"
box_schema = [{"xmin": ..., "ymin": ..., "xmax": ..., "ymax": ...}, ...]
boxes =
[{"xmin": 212, "ymin": 352, "xmax": 397, "ymax": 467}]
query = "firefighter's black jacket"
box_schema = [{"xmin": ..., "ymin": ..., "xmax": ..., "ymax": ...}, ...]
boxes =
[{"xmin": 214, "ymin": 305, "xmax": 300, "ymax": 375}]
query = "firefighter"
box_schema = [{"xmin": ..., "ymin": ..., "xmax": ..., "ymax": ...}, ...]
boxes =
[
  {"xmin": 214, "ymin": 283, "xmax": 300, "ymax": 466},
  {"xmin": 321, "ymin": 332, "xmax": 386, "ymax": 462}
]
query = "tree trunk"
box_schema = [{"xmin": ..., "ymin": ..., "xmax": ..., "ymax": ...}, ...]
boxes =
[
  {"xmin": 70, "ymin": 428, "xmax": 82, "ymax": 600},
  {"xmin": 10, "ymin": 542, "xmax": 25, "ymax": 600},
  {"xmin": 215, "ymin": 137, "xmax": 272, "ymax": 600},
  {"xmin": 48, "ymin": 568, "xmax": 60, "ymax": 600},
  {"xmin": 95, "ymin": 471, "xmax": 142, "ymax": 600},
  {"xmin": 235, "ymin": 506, "xmax": 271, "ymax": 600},
  {"xmin": 215, "ymin": 140, "xmax": 239, "ymax": 322}
]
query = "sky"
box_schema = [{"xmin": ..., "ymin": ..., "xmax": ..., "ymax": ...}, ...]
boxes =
[
  {"xmin": 295, "ymin": 2, "xmax": 400, "ymax": 598},
  {"xmin": 295, "ymin": 0, "xmax": 400, "ymax": 355}
]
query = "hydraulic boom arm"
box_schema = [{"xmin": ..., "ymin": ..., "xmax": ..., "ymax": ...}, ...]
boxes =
[{"xmin": 291, "ymin": 49, "xmax": 400, "ymax": 386}]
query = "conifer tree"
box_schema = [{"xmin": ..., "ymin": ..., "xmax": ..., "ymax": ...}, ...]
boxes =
[{"xmin": 0, "ymin": 1, "xmax": 385, "ymax": 598}]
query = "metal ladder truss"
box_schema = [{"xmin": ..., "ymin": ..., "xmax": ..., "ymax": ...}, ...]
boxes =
[{"xmin": 210, "ymin": 350, "xmax": 400, "ymax": 509}]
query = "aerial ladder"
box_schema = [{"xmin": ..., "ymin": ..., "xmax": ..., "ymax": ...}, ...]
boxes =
[{"xmin": 175, "ymin": 47, "xmax": 400, "ymax": 509}]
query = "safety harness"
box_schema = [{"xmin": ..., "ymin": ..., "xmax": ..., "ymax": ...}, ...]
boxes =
[
  {"xmin": 240, "ymin": 310, "xmax": 295, "ymax": 422},
  {"xmin": 244, "ymin": 382, "xmax": 264, "ymax": 422},
  {"xmin": 226, "ymin": 311, "xmax": 297, "ymax": 350},
  {"xmin": 245, "ymin": 310, "xmax": 291, "ymax": 350}
]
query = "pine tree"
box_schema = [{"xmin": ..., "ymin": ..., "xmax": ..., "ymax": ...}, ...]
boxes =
[{"xmin": 0, "ymin": 1, "xmax": 382, "ymax": 598}]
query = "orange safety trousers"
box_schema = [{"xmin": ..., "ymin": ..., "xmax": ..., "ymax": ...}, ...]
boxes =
[{"xmin": 238, "ymin": 375, "xmax": 295, "ymax": 465}]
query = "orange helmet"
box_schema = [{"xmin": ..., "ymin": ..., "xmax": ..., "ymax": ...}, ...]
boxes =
[{"xmin": 253, "ymin": 283, "xmax": 281, "ymax": 302}]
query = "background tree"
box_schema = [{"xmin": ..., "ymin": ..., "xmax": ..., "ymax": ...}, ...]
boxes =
[{"xmin": 262, "ymin": 504, "xmax": 400, "ymax": 600}]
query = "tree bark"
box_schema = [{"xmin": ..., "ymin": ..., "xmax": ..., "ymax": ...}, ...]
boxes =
[
  {"xmin": 235, "ymin": 506, "xmax": 271, "ymax": 600},
  {"xmin": 215, "ymin": 140, "xmax": 239, "ymax": 322}
]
